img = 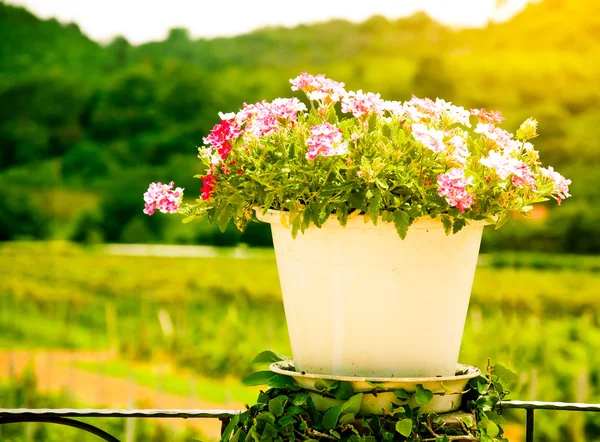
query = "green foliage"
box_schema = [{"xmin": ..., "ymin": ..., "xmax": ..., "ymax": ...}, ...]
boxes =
[{"xmin": 224, "ymin": 356, "xmax": 513, "ymax": 441}]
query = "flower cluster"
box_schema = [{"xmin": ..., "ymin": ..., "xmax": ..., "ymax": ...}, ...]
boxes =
[
  {"xmin": 144, "ymin": 72, "xmax": 571, "ymax": 239},
  {"xmin": 540, "ymin": 166, "xmax": 572, "ymax": 204},
  {"xmin": 143, "ymin": 182, "xmax": 184, "ymax": 216},
  {"xmin": 341, "ymin": 90, "xmax": 385, "ymax": 118},
  {"xmin": 290, "ymin": 73, "xmax": 346, "ymax": 103},
  {"xmin": 305, "ymin": 123, "xmax": 348, "ymax": 160},
  {"xmin": 437, "ymin": 169, "xmax": 474, "ymax": 213}
]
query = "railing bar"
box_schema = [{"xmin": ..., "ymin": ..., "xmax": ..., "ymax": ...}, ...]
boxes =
[
  {"xmin": 526, "ymin": 409, "xmax": 534, "ymax": 442},
  {"xmin": 0, "ymin": 416, "xmax": 121, "ymax": 442},
  {"xmin": 500, "ymin": 400, "xmax": 600, "ymax": 412},
  {"xmin": 0, "ymin": 408, "xmax": 241, "ymax": 419}
]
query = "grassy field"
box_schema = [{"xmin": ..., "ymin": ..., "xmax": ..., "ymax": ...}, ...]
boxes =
[{"xmin": 1, "ymin": 241, "xmax": 599, "ymax": 441}]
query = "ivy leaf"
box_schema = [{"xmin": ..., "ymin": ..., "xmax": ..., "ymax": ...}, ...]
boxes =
[
  {"xmin": 286, "ymin": 406, "xmax": 305, "ymax": 416},
  {"xmin": 486, "ymin": 411, "xmax": 507, "ymax": 425},
  {"xmin": 322, "ymin": 393, "xmax": 363, "ymax": 429},
  {"xmin": 292, "ymin": 393, "xmax": 310, "ymax": 406},
  {"xmin": 242, "ymin": 371, "xmax": 273, "ymax": 386},
  {"xmin": 415, "ymin": 384, "xmax": 434, "ymax": 405},
  {"xmin": 220, "ymin": 414, "xmax": 240, "ymax": 442},
  {"xmin": 256, "ymin": 412, "xmax": 276, "ymax": 426},
  {"xmin": 395, "ymin": 419, "xmax": 413, "ymax": 437},
  {"xmin": 260, "ymin": 422, "xmax": 278, "ymax": 441},
  {"xmin": 315, "ymin": 379, "xmax": 338, "ymax": 393},
  {"xmin": 394, "ymin": 389, "xmax": 410, "ymax": 400},
  {"xmin": 268, "ymin": 398, "xmax": 284, "ymax": 417},
  {"xmin": 278, "ymin": 415, "xmax": 296, "ymax": 427},
  {"xmin": 393, "ymin": 210, "xmax": 410, "ymax": 240},
  {"xmin": 230, "ymin": 428, "xmax": 245, "ymax": 442},
  {"xmin": 338, "ymin": 412, "xmax": 356, "ymax": 425},
  {"xmin": 478, "ymin": 419, "xmax": 499, "ymax": 437},
  {"xmin": 268, "ymin": 374, "xmax": 294, "ymax": 389},
  {"xmin": 331, "ymin": 381, "xmax": 355, "ymax": 400},
  {"xmin": 493, "ymin": 364, "xmax": 517, "ymax": 387},
  {"xmin": 251, "ymin": 351, "xmax": 290, "ymax": 365}
]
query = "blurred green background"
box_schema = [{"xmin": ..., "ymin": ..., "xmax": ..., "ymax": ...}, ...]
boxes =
[{"xmin": 0, "ymin": 0, "xmax": 599, "ymax": 441}]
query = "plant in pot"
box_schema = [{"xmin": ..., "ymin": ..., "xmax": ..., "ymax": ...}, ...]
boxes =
[{"xmin": 143, "ymin": 73, "xmax": 571, "ymax": 379}]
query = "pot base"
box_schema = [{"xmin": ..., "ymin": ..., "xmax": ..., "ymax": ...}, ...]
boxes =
[{"xmin": 269, "ymin": 360, "xmax": 480, "ymax": 415}]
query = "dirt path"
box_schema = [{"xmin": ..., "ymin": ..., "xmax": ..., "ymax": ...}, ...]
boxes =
[{"xmin": 0, "ymin": 350, "xmax": 242, "ymax": 440}]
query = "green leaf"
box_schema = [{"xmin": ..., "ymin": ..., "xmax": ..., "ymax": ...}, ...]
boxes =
[
  {"xmin": 221, "ymin": 414, "xmax": 240, "ymax": 442},
  {"xmin": 338, "ymin": 412, "xmax": 356, "ymax": 425},
  {"xmin": 415, "ymin": 384, "xmax": 434, "ymax": 405},
  {"xmin": 441, "ymin": 215, "xmax": 452, "ymax": 235},
  {"xmin": 259, "ymin": 423, "xmax": 278, "ymax": 442},
  {"xmin": 494, "ymin": 211, "xmax": 511, "ymax": 230},
  {"xmin": 286, "ymin": 406, "xmax": 305, "ymax": 416},
  {"xmin": 395, "ymin": 419, "xmax": 413, "ymax": 437},
  {"xmin": 478, "ymin": 419, "xmax": 499, "ymax": 437},
  {"xmin": 322, "ymin": 393, "xmax": 363, "ymax": 429},
  {"xmin": 251, "ymin": 351, "xmax": 290, "ymax": 365},
  {"xmin": 268, "ymin": 398, "xmax": 284, "ymax": 417},
  {"xmin": 262, "ymin": 194, "xmax": 275, "ymax": 213},
  {"xmin": 331, "ymin": 381, "xmax": 355, "ymax": 400},
  {"xmin": 493, "ymin": 364, "xmax": 517, "ymax": 386},
  {"xmin": 452, "ymin": 218, "xmax": 466, "ymax": 234},
  {"xmin": 393, "ymin": 210, "xmax": 410, "ymax": 240},
  {"xmin": 394, "ymin": 128, "xmax": 406, "ymax": 145},
  {"xmin": 368, "ymin": 193, "xmax": 382, "ymax": 225},
  {"xmin": 268, "ymin": 374, "xmax": 294, "ymax": 389},
  {"xmin": 314, "ymin": 379, "xmax": 338, "ymax": 393},
  {"xmin": 394, "ymin": 389, "xmax": 410, "ymax": 400},
  {"xmin": 256, "ymin": 412, "xmax": 276, "ymax": 426},
  {"xmin": 382, "ymin": 124, "xmax": 392, "ymax": 138},
  {"xmin": 486, "ymin": 411, "xmax": 507, "ymax": 425},
  {"xmin": 277, "ymin": 415, "xmax": 296, "ymax": 426},
  {"xmin": 292, "ymin": 393, "xmax": 310, "ymax": 406},
  {"xmin": 230, "ymin": 428, "xmax": 245, "ymax": 442},
  {"xmin": 242, "ymin": 371, "xmax": 273, "ymax": 386}
]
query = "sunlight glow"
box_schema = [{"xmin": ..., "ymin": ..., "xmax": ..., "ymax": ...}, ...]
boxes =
[{"xmin": 8, "ymin": 0, "xmax": 534, "ymax": 44}]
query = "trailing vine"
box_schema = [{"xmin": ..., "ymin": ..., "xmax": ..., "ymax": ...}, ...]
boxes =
[{"xmin": 220, "ymin": 352, "xmax": 514, "ymax": 442}]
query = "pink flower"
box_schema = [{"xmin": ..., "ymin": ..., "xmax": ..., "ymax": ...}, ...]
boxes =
[
  {"xmin": 143, "ymin": 181, "xmax": 184, "ymax": 215},
  {"xmin": 290, "ymin": 73, "xmax": 346, "ymax": 103},
  {"xmin": 202, "ymin": 118, "xmax": 242, "ymax": 162},
  {"xmin": 471, "ymin": 108, "xmax": 505, "ymax": 125},
  {"xmin": 511, "ymin": 163, "xmax": 537, "ymax": 190},
  {"xmin": 200, "ymin": 169, "xmax": 217, "ymax": 201},
  {"xmin": 437, "ymin": 169, "xmax": 474, "ymax": 213},
  {"xmin": 411, "ymin": 123, "xmax": 446, "ymax": 154},
  {"xmin": 305, "ymin": 122, "xmax": 348, "ymax": 160},
  {"xmin": 237, "ymin": 98, "xmax": 306, "ymax": 138},
  {"xmin": 341, "ymin": 90, "xmax": 385, "ymax": 118},
  {"xmin": 540, "ymin": 166, "xmax": 571, "ymax": 204},
  {"xmin": 480, "ymin": 151, "xmax": 536, "ymax": 190}
]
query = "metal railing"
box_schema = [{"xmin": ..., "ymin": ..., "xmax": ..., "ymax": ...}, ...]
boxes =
[
  {"xmin": 500, "ymin": 400, "xmax": 600, "ymax": 442},
  {"xmin": 1, "ymin": 401, "xmax": 599, "ymax": 441}
]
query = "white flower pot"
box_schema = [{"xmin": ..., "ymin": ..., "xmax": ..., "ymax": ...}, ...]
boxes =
[{"xmin": 256, "ymin": 210, "xmax": 486, "ymax": 378}]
